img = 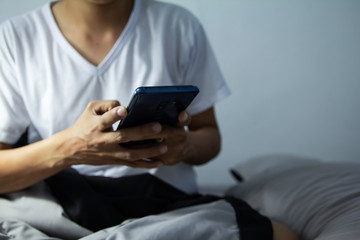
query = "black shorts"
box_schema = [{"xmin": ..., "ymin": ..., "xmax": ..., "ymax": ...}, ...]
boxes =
[{"xmin": 45, "ymin": 168, "xmax": 273, "ymax": 240}]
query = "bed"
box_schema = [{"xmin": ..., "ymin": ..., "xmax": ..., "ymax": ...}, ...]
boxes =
[
  {"xmin": 226, "ymin": 154, "xmax": 360, "ymax": 240},
  {"xmin": 1, "ymin": 154, "xmax": 359, "ymax": 239}
]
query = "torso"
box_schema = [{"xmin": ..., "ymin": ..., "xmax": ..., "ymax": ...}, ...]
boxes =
[{"xmin": 0, "ymin": 0, "xmax": 230, "ymax": 194}]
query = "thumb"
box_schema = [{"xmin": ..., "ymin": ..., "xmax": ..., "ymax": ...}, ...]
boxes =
[
  {"xmin": 99, "ymin": 106, "xmax": 128, "ymax": 130},
  {"xmin": 177, "ymin": 111, "xmax": 191, "ymax": 127}
]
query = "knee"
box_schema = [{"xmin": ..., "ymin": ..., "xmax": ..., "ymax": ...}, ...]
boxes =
[{"xmin": 271, "ymin": 221, "xmax": 300, "ymax": 240}]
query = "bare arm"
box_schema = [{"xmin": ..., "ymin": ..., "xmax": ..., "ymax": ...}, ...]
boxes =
[
  {"xmin": 183, "ymin": 107, "xmax": 221, "ymax": 165},
  {"xmin": 0, "ymin": 100, "xmax": 221, "ymax": 194},
  {"xmin": 0, "ymin": 100, "xmax": 168, "ymax": 194},
  {"xmin": 0, "ymin": 137, "xmax": 71, "ymax": 194}
]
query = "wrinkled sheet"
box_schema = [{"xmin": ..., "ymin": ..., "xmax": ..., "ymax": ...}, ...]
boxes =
[
  {"xmin": 227, "ymin": 157, "xmax": 360, "ymax": 240},
  {"xmin": 0, "ymin": 182, "xmax": 239, "ymax": 240}
]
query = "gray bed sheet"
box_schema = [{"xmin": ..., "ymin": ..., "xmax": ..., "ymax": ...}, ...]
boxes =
[{"xmin": 0, "ymin": 182, "xmax": 239, "ymax": 240}]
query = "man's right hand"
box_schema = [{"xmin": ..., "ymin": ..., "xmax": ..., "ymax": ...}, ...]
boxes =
[
  {"xmin": 0, "ymin": 100, "xmax": 169, "ymax": 194},
  {"xmin": 58, "ymin": 100, "xmax": 168, "ymax": 169}
]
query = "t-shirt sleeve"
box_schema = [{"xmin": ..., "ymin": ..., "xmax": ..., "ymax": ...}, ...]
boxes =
[
  {"xmin": 0, "ymin": 21, "xmax": 31, "ymax": 144},
  {"xmin": 181, "ymin": 20, "xmax": 231, "ymax": 116}
]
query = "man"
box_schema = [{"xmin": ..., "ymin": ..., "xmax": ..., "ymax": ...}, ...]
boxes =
[{"xmin": 0, "ymin": 0, "xmax": 299, "ymax": 239}]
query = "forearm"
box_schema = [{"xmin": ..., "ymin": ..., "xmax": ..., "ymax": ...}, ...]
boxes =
[
  {"xmin": 0, "ymin": 133, "xmax": 72, "ymax": 194},
  {"xmin": 182, "ymin": 126, "xmax": 221, "ymax": 165},
  {"xmin": 0, "ymin": 101, "xmax": 165, "ymax": 194}
]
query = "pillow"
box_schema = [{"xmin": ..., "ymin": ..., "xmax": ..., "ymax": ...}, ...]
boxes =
[
  {"xmin": 226, "ymin": 156, "xmax": 360, "ymax": 240},
  {"xmin": 229, "ymin": 154, "xmax": 322, "ymax": 181}
]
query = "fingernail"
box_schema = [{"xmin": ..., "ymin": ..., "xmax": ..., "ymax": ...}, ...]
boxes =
[
  {"xmin": 117, "ymin": 106, "xmax": 127, "ymax": 117},
  {"xmin": 180, "ymin": 112, "xmax": 188, "ymax": 122},
  {"xmin": 156, "ymin": 162, "xmax": 164, "ymax": 167},
  {"xmin": 159, "ymin": 145, "xmax": 168, "ymax": 154},
  {"xmin": 152, "ymin": 123, "xmax": 161, "ymax": 132}
]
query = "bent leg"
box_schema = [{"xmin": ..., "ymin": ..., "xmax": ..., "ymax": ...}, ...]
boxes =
[{"xmin": 272, "ymin": 221, "xmax": 300, "ymax": 240}]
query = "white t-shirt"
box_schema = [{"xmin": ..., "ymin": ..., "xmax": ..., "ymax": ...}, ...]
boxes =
[{"xmin": 0, "ymin": 0, "xmax": 230, "ymax": 193}]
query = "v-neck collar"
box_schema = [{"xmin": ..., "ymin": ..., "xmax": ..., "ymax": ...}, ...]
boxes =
[{"xmin": 44, "ymin": 0, "xmax": 141, "ymax": 75}]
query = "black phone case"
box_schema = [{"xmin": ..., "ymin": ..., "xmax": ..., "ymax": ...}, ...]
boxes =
[{"xmin": 117, "ymin": 86, "xmax": 199, "ymax": 129}]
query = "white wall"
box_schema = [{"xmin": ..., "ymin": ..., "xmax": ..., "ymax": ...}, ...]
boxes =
[
  {"xmin": 1, "ymin": 0, "xmax": 360, "ymax": 188},
  {"xmin": 162, "ymin": 0, "xmax": 360, "ymax": 187},
  {"xmin": 0, "ymin": 0, "xmax": 49, "ymax": 20}
]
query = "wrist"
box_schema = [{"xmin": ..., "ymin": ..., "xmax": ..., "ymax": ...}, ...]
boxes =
[
  {"xmin": 180, "ymin": 131, "xmax": 199, "ymax": 164},
  {"xmin": 47, "ymin": 129, "xmax": 86, "ymax": 167},
  {"xmin": 182, "ymin": 127, "xmax": 220, "ymax": 165}
]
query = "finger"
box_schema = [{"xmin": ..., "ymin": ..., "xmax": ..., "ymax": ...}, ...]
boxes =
[
  {"xmin": 177, "ymin": 111, "xmax": 191, "ymax": 127},
  {"xmin": 115, "ymin": 122, "xmax": 163, "ymax": 143},
  {"xmin": 115, "ymin": 144, "xmax": 168, "ymax": 161},
  {"xmin": 72, "ymin": 154, "xmax": 164, "ymax": 169},
  {"xmin": 98, "ymin": 106, "xmax": 127, "ymax": 131},
  {"xmin": 125, "ymin": 159, "xmax": 164, "ymax": 169},
  {"xmin": 84, "ymin": 142, "xmax": 168, "ymax": 162},
  {"xmin": 88, "ymin": 100, "xmax": 121, "ymax": 115}
]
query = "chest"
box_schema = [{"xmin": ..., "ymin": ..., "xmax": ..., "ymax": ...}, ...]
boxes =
[
  {"xmin": 17, "ymin": 44, "xmax": 176, "ymax": 139},
  {"xmin": 64, "ymin": 32, "xmax": 120, "ymax": 66}
]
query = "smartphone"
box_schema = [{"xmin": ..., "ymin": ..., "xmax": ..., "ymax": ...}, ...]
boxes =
[{"xmin": 117, "ymin": 85, "xmax": 199, "ymax": 130}]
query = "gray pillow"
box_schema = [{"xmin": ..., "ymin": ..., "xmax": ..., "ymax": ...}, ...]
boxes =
[
  {"xmin": 226, "ymin": 156, "xmax": 360, "ymax": 240},
  {"xmin": 229, "ymin": 154, "xmax": 322, "ymax": 181}
]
